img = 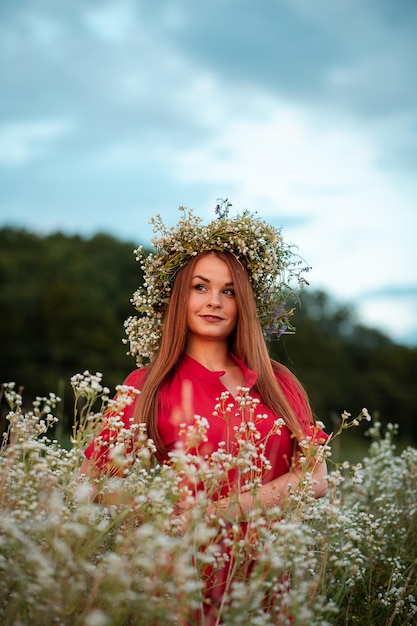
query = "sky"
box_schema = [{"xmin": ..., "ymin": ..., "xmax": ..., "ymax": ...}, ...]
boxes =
[{"xmin": 1, "ymin": 0, "xmax": 416, "ymax": 346}]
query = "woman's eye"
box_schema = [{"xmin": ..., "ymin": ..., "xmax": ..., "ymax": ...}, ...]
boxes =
[{"xmin": 191, "ymin": 284, "xmax": 234, "ymax": 296}]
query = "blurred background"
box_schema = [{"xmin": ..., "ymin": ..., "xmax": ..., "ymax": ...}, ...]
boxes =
[{"xmin": 1, "ymin": 1, "xmax": 416, "ymax": 456}]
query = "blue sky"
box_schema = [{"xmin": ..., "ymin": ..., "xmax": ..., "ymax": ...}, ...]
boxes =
[{"xmin": 1, "ymin": 0, "xmax": 416, "ymax": 345}]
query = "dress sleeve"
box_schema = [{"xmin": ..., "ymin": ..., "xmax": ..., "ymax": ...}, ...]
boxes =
[
  {"xmin": 276, "ymin": 366, "xmax": 328, "ymax": 444},
  {"xmin": 83, "ymin": 368, "xmax": 147, "ymax": 472}
]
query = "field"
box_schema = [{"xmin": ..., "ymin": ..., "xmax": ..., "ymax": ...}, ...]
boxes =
[{"xmin": 1, "ymin": 373, "xmax": 416, "ymax": 626}]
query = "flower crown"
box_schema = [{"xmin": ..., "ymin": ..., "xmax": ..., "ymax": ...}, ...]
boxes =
[{"xmin": 124, "ymin": 200, "xmax": 309, "ymax": 367}]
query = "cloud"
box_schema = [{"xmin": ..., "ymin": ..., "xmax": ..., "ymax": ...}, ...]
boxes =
[
  {"xmin": 167, "ymin": 1, "xmax": 342, "ymax": 96},
  {"xmin": 358, "ymin": 288, "xmax": 417, "ymax": 345},
  {"xmin": 82, "ymin": 1, "xmax": 138, "ymax": 43},
  {"xmin": 152, "ymin": 0, "xmax": 417, "ymax": 114},
  {"xmin": 360, "ymin": 285, "xmax": 417, "ymax": 300},
  {"xmin": 159, "ymin": 0, "xmax": 417, "ymax": 177},
  {"xmin": 0, "ymin": 119, "xmax": 73, "ymax": 165}
]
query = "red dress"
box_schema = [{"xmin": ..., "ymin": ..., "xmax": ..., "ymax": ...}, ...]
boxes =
[{"xmin": 84, "ymin": 353, "xmax": 325, "ymax": 483}]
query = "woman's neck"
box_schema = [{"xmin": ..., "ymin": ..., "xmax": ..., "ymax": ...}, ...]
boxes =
[
  {"xmin": 185, "ymin": 337, "xmax": 245, "ymax": 396},
  {"xmin": 185, "ymin": 337, "xmax": 234, "ymax": 372}
]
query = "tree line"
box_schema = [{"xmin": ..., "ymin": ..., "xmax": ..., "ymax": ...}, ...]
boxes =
[{"xmin": 1, "ymin": 227, "xmax": 416, "ymax": 445}]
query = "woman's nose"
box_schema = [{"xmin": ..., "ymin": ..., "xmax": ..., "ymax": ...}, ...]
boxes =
[{"xmin": 207, "ymin": 293, "xmax": 221, "ymax": 308}]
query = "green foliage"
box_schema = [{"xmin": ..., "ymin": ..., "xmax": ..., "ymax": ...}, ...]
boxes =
[
  {"xmin": 0, "ymin": 228, "xmax": 140, "ymax": 435},
  {"xmin": 272, "ymin": 290, "xmax": 417, "ymax": 444}
]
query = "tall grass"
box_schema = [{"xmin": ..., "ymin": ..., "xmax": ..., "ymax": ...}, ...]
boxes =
[{"xmin": 0, "ymin": 374, "xmax": 416, "ymax": 625}]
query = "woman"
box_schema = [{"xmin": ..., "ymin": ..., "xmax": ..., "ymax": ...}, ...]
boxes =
[{"xmin": 80, "ymin": 203, "xmax": 328, "ymax": 620}]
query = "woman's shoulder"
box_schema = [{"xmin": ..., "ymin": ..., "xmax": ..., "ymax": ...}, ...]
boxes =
[{"xmin": 122, "ymin": 367, "xmax": 149, "ymax": 390}]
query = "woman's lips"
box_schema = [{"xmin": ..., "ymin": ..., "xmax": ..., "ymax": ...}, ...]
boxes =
[{"xmin": 200, "ymin": 315, "xmax": 223, "ymax": 322}]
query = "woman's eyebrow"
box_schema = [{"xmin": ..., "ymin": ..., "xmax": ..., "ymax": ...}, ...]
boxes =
[
  {"xmin": 192, "ymin": 274, "xmax": 234, "ymax": 286},
  {"xmin": 192, "ymin": 274, "xmax": 209, "ymax": 282}
]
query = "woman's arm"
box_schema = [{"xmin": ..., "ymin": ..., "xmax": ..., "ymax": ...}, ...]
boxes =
[
  {"xmin": 246, "ymin": 457, "xmax": 328, "ymax": 510},
  {"xmin": 211, "ymin": 457, "xmax": 328, "ymax": 521}
]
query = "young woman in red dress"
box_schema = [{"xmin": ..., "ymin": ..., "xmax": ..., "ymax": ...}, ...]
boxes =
[{"xmin": 79, "ymin": 204, "xmax": 328, "ymax": 623}]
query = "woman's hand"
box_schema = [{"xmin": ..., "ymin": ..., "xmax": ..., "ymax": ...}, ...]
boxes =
[
  {"xmin": 204, "ymin": 457, "xmax": 328, "ymax": 523},
  {"xmin": 171, "ymin": 498, "xmax": 193, "ymax": 534}
]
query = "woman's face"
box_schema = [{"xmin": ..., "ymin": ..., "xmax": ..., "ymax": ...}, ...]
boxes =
[{"xmin": 186, "ymin": 254, "xmax": 238, "ymax": 343}]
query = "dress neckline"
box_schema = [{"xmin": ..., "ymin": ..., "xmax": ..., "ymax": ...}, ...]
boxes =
[{"xmin": 181, "ymin": 353, "xmax": 258, "ymax": 388}]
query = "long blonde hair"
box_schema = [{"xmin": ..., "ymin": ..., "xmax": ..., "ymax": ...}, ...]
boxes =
[{"xmin": 133, "ymin": 250, "xmax": 313, "ymax": 460}]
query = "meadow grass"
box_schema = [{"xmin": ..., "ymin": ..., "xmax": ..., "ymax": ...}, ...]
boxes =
[{"xmin": 0, "ymin": 375, "xmax": 416, "ymax": 625}]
